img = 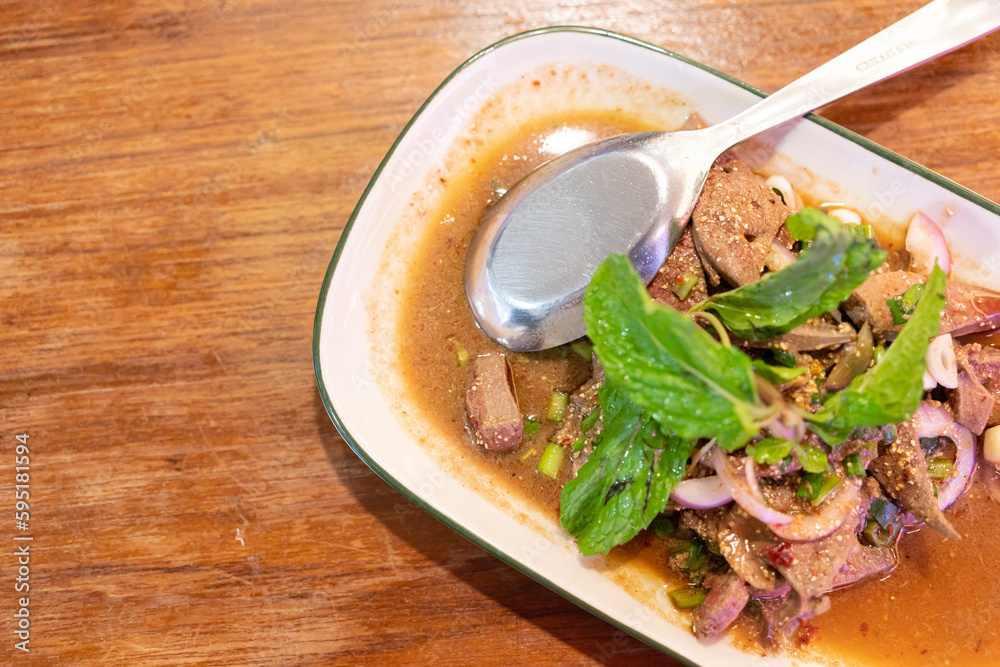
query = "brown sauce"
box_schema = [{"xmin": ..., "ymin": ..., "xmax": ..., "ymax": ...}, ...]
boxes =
[
  {"xmin": 396, "ymin": 112, "xmax": 657, "ymax": 505},
  {"xmin": 813, "ymin": 476, "xmax": 1000, "ymax": 666},
  {"xmin": 962, "ymin": 329, "xmax": 1000, "ymax": 349},
  {"xmin": 394, "ymin": 110, "xmax": 1000, "ymax": 666}
]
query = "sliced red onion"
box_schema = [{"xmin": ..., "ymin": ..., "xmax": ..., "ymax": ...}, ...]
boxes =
[
  {"xmin": 686, "ymin": 439, "xmax": 717, "ymax": 477},
  {"xmin": 671, "ymin": 475, "xmax": 734, "ymax": 510},
  {"xmin": 712, "ymin": 447, "xmax": 793, "ymax": 526},
  {"xmin": 925, "ymin": 334, "xmax": 958, "ymax": 389},
  {"xmin": 914, "ymin": 401, "xmax": 976, "ymax": 510},
  {"xmin": 712, "ymin": 447, "xmax": 859, "ymax": 540},
  {"xmin": 768, "ymin": 477, "xmax": 860, "ymax": 542},
  {"xmin": 906, "ymin": 212, "xmax": 952, "ymax": 275}
]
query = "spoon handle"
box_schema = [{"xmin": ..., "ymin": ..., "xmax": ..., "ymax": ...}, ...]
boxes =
[{"xmin": 714, "ymin": 0, "xmax": 1000, "ymax": 145}]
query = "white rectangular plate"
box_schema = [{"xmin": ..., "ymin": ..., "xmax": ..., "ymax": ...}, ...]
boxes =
[{"xmin": 314, "ymin": 27, "xmax": 1000, "ymax": 667}]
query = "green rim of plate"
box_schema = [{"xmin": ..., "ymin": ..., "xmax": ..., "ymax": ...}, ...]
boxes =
[{"xmin": 313, "ymin": 25, "xmax": 999, "ymax": 665}]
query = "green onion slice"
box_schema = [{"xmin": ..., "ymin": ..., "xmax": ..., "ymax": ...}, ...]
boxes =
[
  {"xmin": 537, "ymin": 443, "xmax": 565, "ymax": 479},
  {"xmin": 547, "ymin": 391, "xmax": 569, "ymax": 422},
  {"xmin": 669, "ymin": 587, "xmax": 706, "ymax": 609}
]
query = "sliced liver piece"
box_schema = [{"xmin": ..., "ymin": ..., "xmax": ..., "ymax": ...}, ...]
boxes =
[
  {"xmin": 845, "ymin": 271, "xmax": 1000, "ymax": 340},
  {"xmin": 679, "ymin": 507, "xmax": 723, "ymax": 552},
  {"xmin": 693, "ymin": 572, "xmax": 749, "ymax": 639},
  {"xmin": 690, "ymin": 154, "xmax": 791, "ymax": 287},
  {"xmin": 743, "ymin": 319, "xmax": 854, "ymax": 353},
  {"xmin": 718, "ymin": 506, "xmax": 779, "ymax": 591},
  {"xmin": 647, "ymin": 226, "xmax": 708, "ymax": 311},
  {"xmin": 958, "ymin": 344, "xmax": 1000, "ymax": 428},
  {"xmin": 768, "ymin": 478, "xmax": 880, "ymax": 634},
  {"xmin": 949, "ymin": 362, "xmax": 995, "ymax": 435},
  {"xmin": 832, "ymin": 540, "xmax": 896, "ymax": 589},
  {"xmin": 868, "ymin": 421, "xmax": 958, "ymax": 538},
  {"xmin": 464, "ymin": 354, "xmax": 522, "ymax": 451}
]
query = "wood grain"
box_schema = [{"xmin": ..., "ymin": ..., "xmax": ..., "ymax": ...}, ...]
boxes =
[{"xmin": 1, "ymin": 1, "xmax": 998, "ymax": 664}]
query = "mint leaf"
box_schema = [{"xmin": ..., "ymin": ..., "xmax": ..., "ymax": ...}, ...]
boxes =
[
  {"xmin": 559, "ymin": 380, "xmax": 693, "ymax": 556},
  {"xmin": 808, "ymin": 265, "xmax": 947, "ymax": 443},
  {"xmin": 785, "ymin": 208, "xmax": 823, "ymax": 240},
  {"xmin": 584, "ymin": 255, "xmax": 766, "ymax": 450},
  {"xmin": 746, "ymin": 437, "xmax": 795, "ymax": 465},
  {"xmin": 753, "ymin": 360, "xmax": 807, "ymax": 386},
  {"xmin": 795, "ymin": 442, "xmax": 831, "ymax": 473},
  {"xmin": 693, "ymin": 209, "xmax": 887, "ymax": 342}
]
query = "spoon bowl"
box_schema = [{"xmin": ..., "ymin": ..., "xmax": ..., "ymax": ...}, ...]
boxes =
[{"xmin": 465, "ymin": 129, "xmax": 720, "ymax": 350}]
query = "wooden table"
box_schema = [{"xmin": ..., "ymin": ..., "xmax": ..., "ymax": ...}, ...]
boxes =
[{"xmin": 3, "ymin": 1, "xmax": 998, "ymax": 664}]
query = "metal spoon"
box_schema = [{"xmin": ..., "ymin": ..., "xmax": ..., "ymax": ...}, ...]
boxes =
[{"xmin": 465, "ymin": 0, "xmax": 1000, "ymax": 351}]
